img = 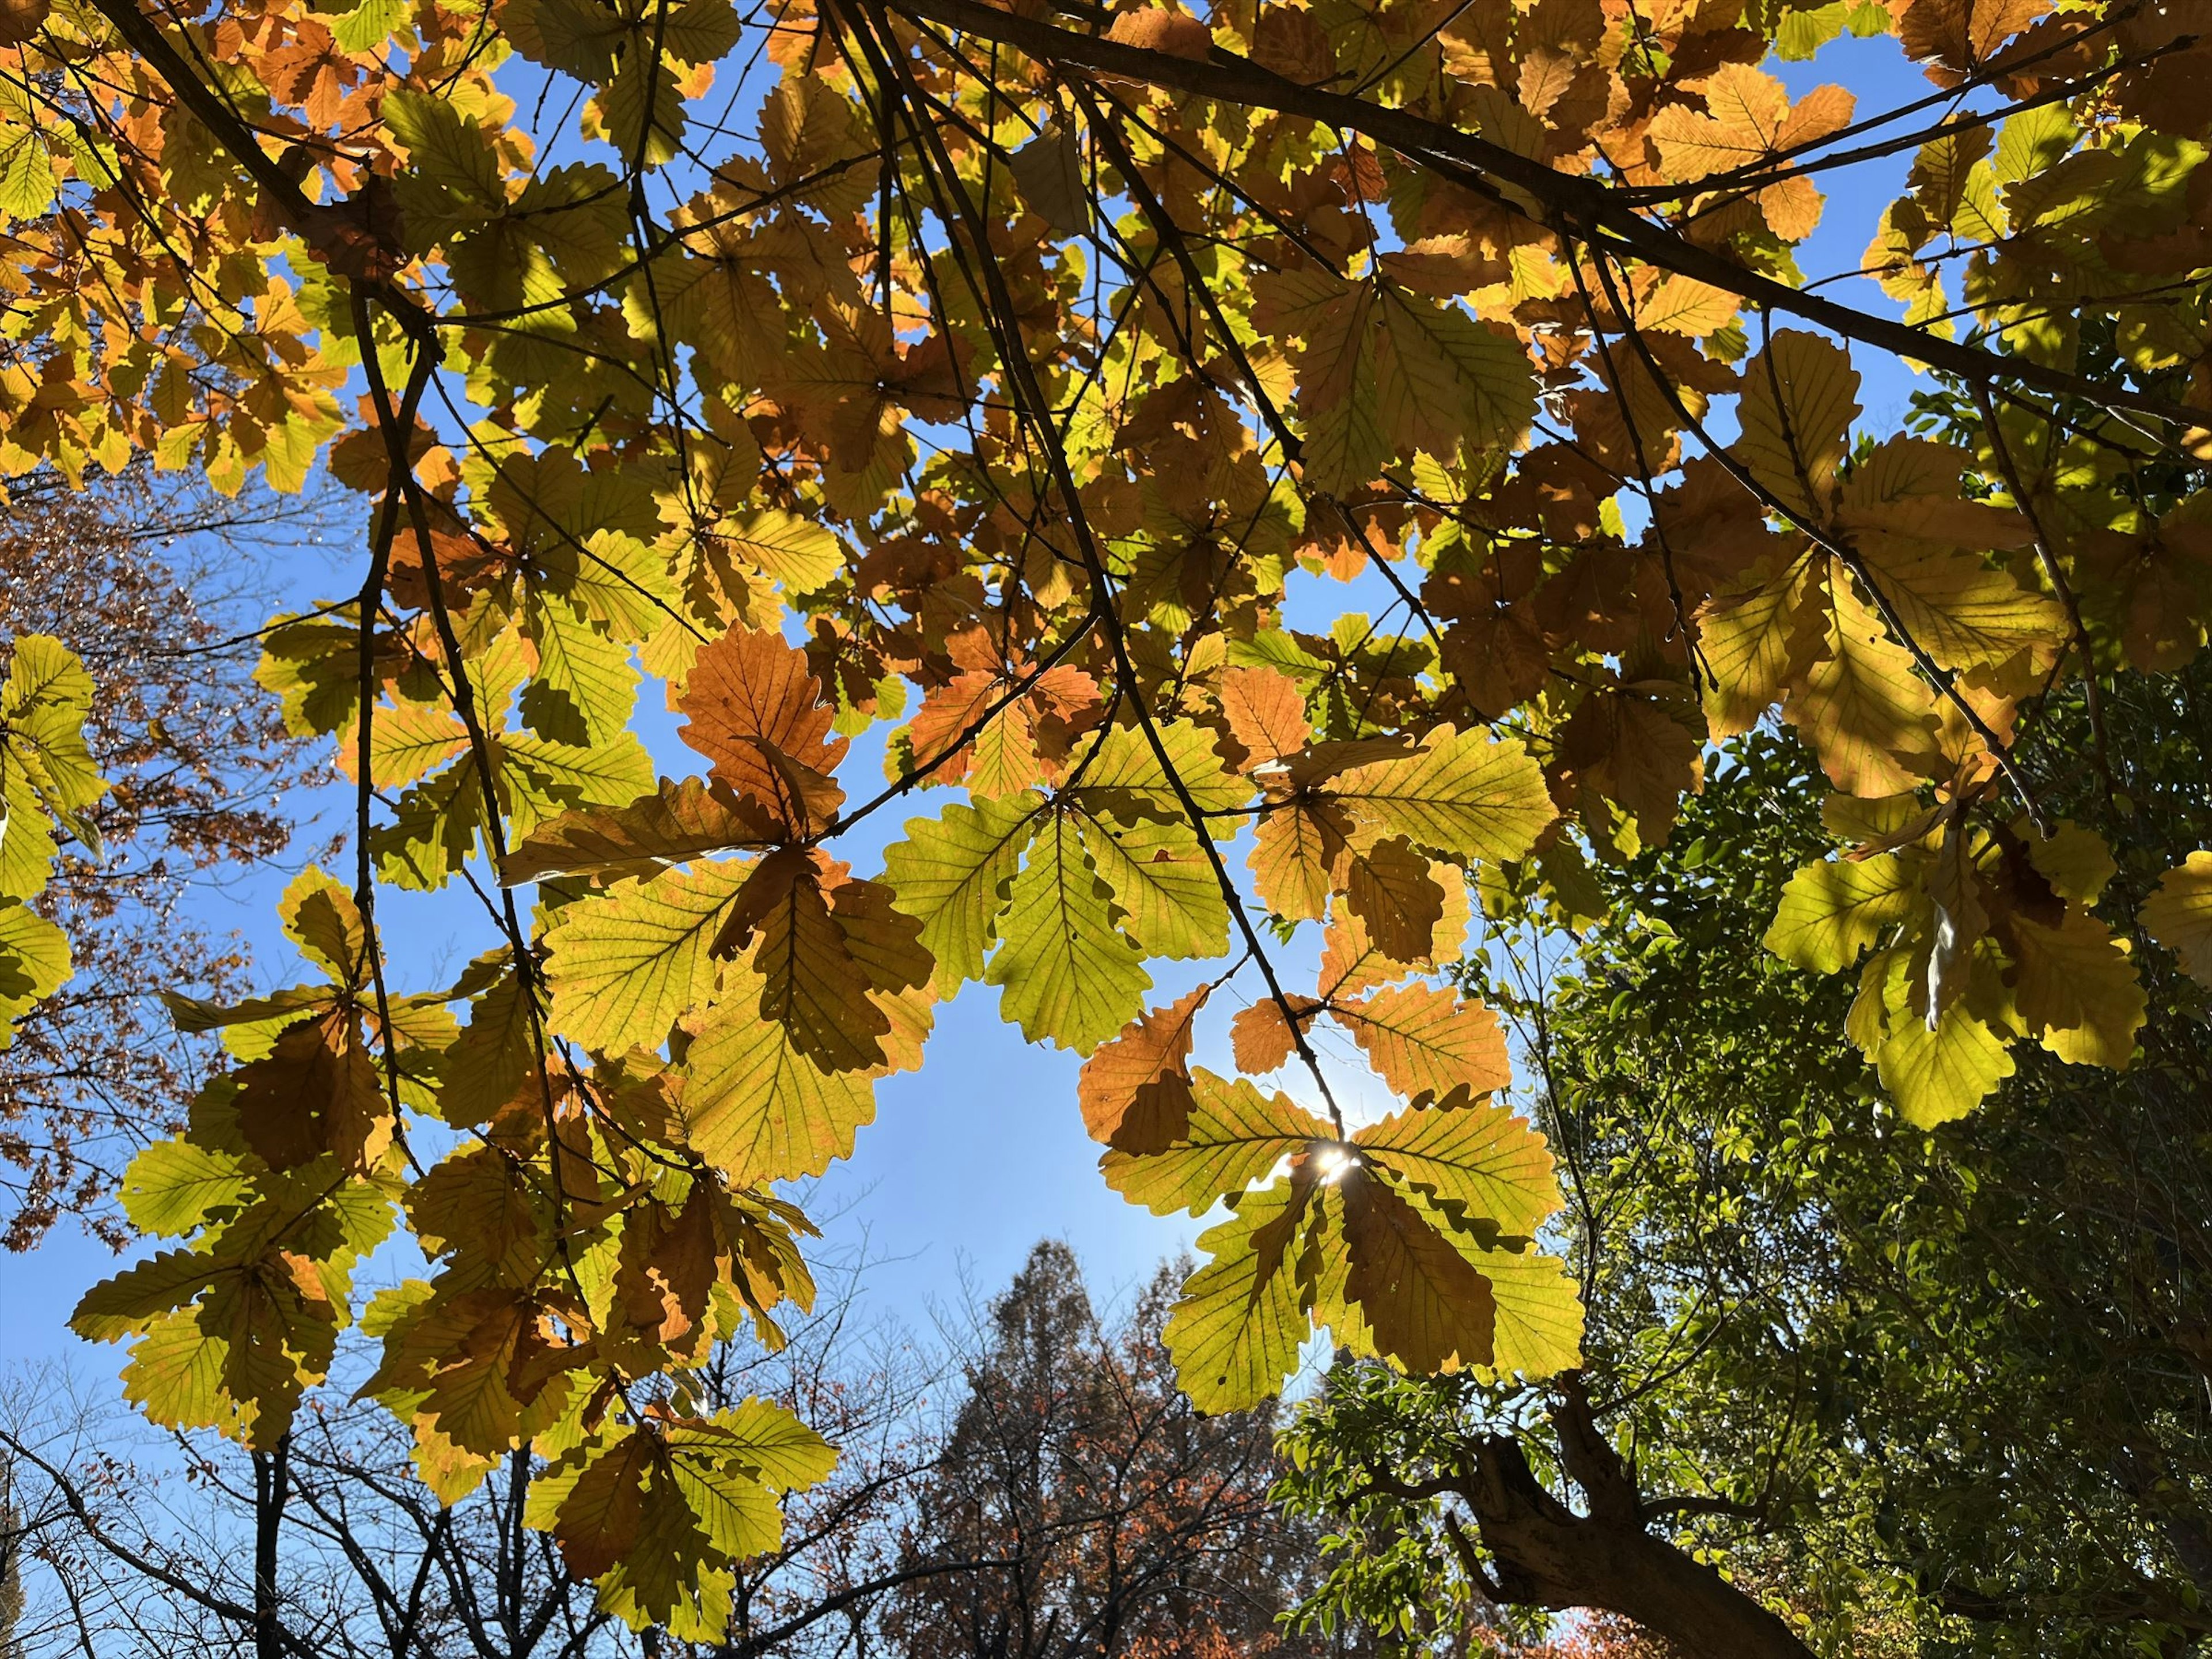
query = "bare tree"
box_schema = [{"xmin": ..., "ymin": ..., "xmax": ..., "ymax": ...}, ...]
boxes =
[
  {"xmin": 0, "ymin": 465, "xmax": 329, "ymax": 1248},
  {"xmin": 1, "ymin": 1242, "xmax": 1341, "ymax": 1659}
]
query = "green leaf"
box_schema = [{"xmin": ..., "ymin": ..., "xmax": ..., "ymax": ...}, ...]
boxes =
[
  {"xmin": 118, "ymin": 1309, "xmax": 234, "ymax": 1433},
  {"xmin": 1077, "ymin": 812, "xmax": 1229, "ymax": 960},
  {"xmin": 329, "ymin": 0, "xmax": 408, "ymax": 52},
  {"xmin": 1073, "ymin": 719, "xmax": 1251, "ymax": 824},
  {"xmin": 522, "ymin": 593, "xmax": 637, "ymax": 748},
  {"xmin": 1876, "ymin": 994, "xmax": 2016, "ymax": 1128},
  {"xmin": 1101, "ymin": 1070, "xmax": 1330, "ymax": 1215},
  {"xmin": 1463, "ymin": 1241, "xmax": 1584, "ymax": 1377},
  {"xmin": 986, "ymin": 810, "xmax": 1150, "ymax": 1052},
  {"xmin": 0, "ymin": 130, "xmax": 55, "ymax": 221},
  {"xmin": 1332, "ymin": 727, "xmax": 1555, "ymax": 866},
  {"xmin": 882, "ymin": 791, "xmax": 1040, "ymax": 993},
  {"xmin": 1764, "ymin": 853, "xmax": 1917, "ymax": 972},
  {"xmin": 673, "ymin": 1397, "xmax": 838, "ymax": 1490},
  {"xmin": 1, "ymin": 633, "xmax": 105, "ymax": 896},
  {"xmin": 1162, "ymin": 1182, "xmax": 1313, "ymax": 1414},
  {"xmin": 680, "ymin": 978, "xmax": 878, "ymax": 1184},
  {"xmin": 71, "ymin": 1247, "xmax": 221, "ymax": 1342},
  {"xmin": 384, "ymin": 88, "xmax": 506, "ymax": 213},
  {"xmin": 1351, "ymin": 1099, "xmax": 1560, "ymax": 1238},
  {"xmin": 666, "ymin": 1451, "xmax": 781, "ymax": 1561},
  {"xmin": 499, "ymin": 730, "xmax": 656, "ymax": 831},
  {"xmin": 0, "ymin": 899, "xmax": 69, "ymax": 1048},
  {"xmin": 120, "ymin": 1140, "xmax": 250, "ymax": 1236},
  {"xmin": 544, "ymin": 859, "xmax": 751, "ymax": 1051},
  {"xmin": 719, "ymin": 508, "xmax": 844, "ymax": 596}
]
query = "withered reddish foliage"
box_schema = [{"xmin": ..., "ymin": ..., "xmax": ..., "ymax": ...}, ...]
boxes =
[
  {"xmin": 0, "ymin": 469, "xmax": 325, "ymax": 1248},
  {"xmin": 883, "ymin": 1243, "xmax": 1339, "ymax": 1659}
]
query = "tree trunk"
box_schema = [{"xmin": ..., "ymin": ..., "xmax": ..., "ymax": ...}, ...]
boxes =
[
  {"xmin": 1450, "ymin": 1379, "xmax": 1813, "ymax": 1659},
  {"xmin": 252, "ymin": 1433, "xmax": 290, "ymax": 1659}
]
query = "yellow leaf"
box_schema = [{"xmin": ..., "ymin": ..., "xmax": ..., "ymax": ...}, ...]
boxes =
[
  {"xmin": 1100, "ymin": 1069, "xmax": 1330, "ymax": 1215},
  {"xmin": 680, "ymin": 976, "xmax": 878, "ymax": 1184},
  {"xmin": 2009, "ymin": 909, "xmax": 2145, "ymax": 1068},
  {"xmin": 543, "ymin": 860, "xmax": 752, "ymax": 1052},
  {"xmin": 1765, "ymin": 853, "xmax": 1918, "ymax": 972},
  {"xmin": 1332, "ymin": 726, "xmax": 1555, "ymax": 867},
  {"xmin": 2142, "ymin": 850, "xmax": 2212, "ymax": 987}
]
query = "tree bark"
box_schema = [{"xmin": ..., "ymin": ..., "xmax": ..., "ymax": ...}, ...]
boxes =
[
  {"xmin": 1445, "ymin": 1380, "xmax": 1814, "ymax": 1659},
  {"xmin": 252, "ymin": 1433, "xmax": 290, "ymax": 1659}
]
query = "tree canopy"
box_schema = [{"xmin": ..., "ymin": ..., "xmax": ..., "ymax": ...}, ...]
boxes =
[
  {"xmin": 0, "ymin": 0, "xmax": 2209, "ymax": 1638},
  {"xmin": 1278, "ymin": 653, "xmax": 2212, "ymax": 1655}
]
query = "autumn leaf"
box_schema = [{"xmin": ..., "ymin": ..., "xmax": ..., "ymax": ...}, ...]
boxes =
[
  {"xmin": 1766, "ymin": 853, "xmax": 1919, "ymax": 972},
  {"xmin": 676, "ymin": 630, "xmax": 848, "ymax": 832},
  {"xmin": 1351, "ymin": 1098, "xmax": 1559, "ymax": 1236},
  {"xmin": 1335, "ymin": 984, "xmax": 1513, "ymax": 1103},
  {"xmin": 986, "ymin": 810, "xmax": 1152, "ymax": 1053},
  {"xmin": 1100, "ymin": 1069, "xmax": 1331, "ymax": 1215},
  {"xmin": 503, "ymin": 778, "xmax": 781, "ymax": 884},
  {"xmin": 1331, "ymin": 727, "xmax": 1556, "ymax": 867},
  {"xmin": 1733, "ymin": 331, "xmax": 1861, "ymax": 518},
  {"xmin": 25, "ymin": 0, "xmax": 2198, "ymax": 1563},
  {"xmin": 882, "ymin": 792, "xmax": 1040, "ymax": 993},
  {"xmin": 1161, "ymin": 1181, "xmax": 1315, "ymax": 1414},
  {"xmin": 1338, "ymin": 1168, "xmax": 1497, "ymax": 1374},
  {"xmin": 544, "ymin": 860, "xmax": 753, "ymax": 1051},
  {"xmin": 679, "ymin": 975, "xmax": 879, "ymax": 1185},
  {"xmin": 1078, "ymin": 986, "xmax": 1209, "ymax": 1152},
  {"xmin": 2141, "ymin": 851, "xmax": 2212, "ymax": 987}
]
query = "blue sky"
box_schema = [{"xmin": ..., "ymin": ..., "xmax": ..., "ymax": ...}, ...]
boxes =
[{"xmin": 4, "ymin": 28, "xmax": 1952, "ymax": 1374}]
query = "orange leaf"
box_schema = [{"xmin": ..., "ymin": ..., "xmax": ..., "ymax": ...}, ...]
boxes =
[
  {"xmin": 1335, "ymin": 983, "xmax": 1512, "ymax": 1101},
  {"xmin": 677, "ymin": 630, "xmax": 849, "ymax": 831},
  {"xmin": 1078, "ymin": 986, "xmax": 1209, "ymax": 1152}
]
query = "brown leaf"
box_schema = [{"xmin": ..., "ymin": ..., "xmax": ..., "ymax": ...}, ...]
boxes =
[
  {"xmin": 1440, "ymin": 604, "xmax": 1551, "ymax": 719},
  {"xmin": 614, "ymin": 1185, "xmax": 718, "ymax": 1346},
  {"xmin": 677, "ymin": 629, "xmax": 849, "ymax": 831},
  {"xmin": 1228, "ymin": 997, "xmax": 1321, "ymax": 1075},
  {"xmin": 1218, "ymin": 666, "xmax": 1312, "ymax": 770},
  {"xmin": 1556, "ymin": 684, "xmax": 1707, "ymax": 843},
  {"xmin": 1078, "ymin": 986, "xmax": 1209, "ymax": 1152},
  {"xmin": 1341, "ymin": 834, "xmax": 1447, "ymax": 964},
  {"xmin": 1340, "ymin": 1168, "xmax": 1497, "ymax": 1373},
  {"xmin": 1251, "ymin": 3, "xmax": 1334, "ymax": 81},
  {"xmin": 720, "ymin": 849, "xmax": 889, "ymax": 1073},
  {"xmin": 552, "ymin": 1430, "xmax": 658, "ymax": 1579},
  {"xmin": 1249, "ymin": 799, "xmax": 1353, "ymax": 922},
  {"xmin": 1105, "ymin": 6, "xmax": 1214, "ymax": 58},
  {"xmin": 503, "ymin": 778, "xmax": 782, "ymax": 885},
  {"xmin": 825, "ymin": 875, "xmax": 934, "ymax": 997},
  {"xmin": 1898, "ymin": 0, "xmax": 2050, "ymax": 85},
  {"xmin": 235, "ymin": 1012, "xmax": 390, "ymax": 1172}
]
